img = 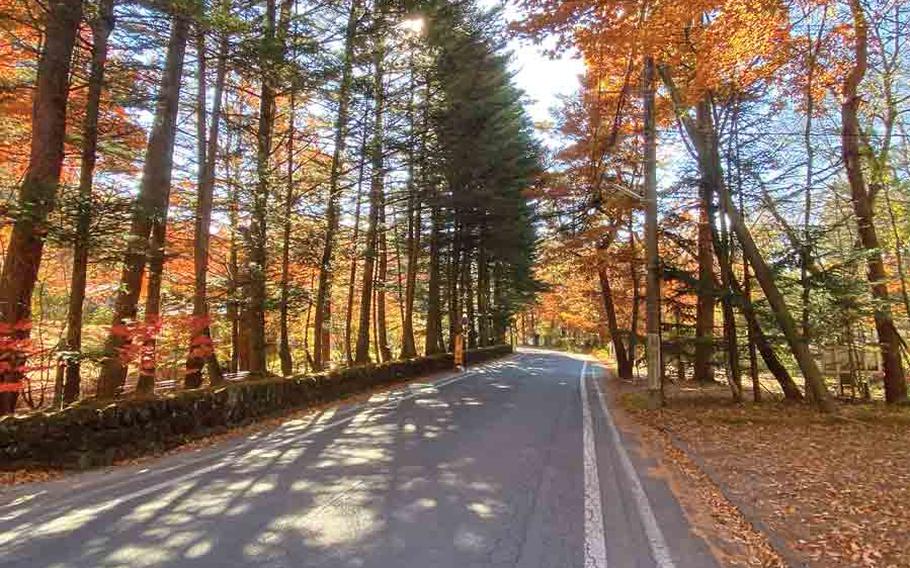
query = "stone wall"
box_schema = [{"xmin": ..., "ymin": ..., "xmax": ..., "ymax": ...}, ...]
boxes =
[{"xmin": 0, "ymin": 345, "xmax": 513, "ymax": 470}]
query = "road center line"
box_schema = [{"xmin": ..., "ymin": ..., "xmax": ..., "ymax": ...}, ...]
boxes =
[
  {"xmin": 589, "ymin": 363, "xmax": 676, "ymax": 568},
  {"xmin": 580, "ymin": 361, "xmax": 608, "ymax": 568}
]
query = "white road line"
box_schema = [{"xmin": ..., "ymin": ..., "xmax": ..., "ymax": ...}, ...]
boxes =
[
  {"xmin": 589, "ymin": 364, "xmax": 676, "ymax": 568},
  {"xmin": 580, "ymin": 361, "xmax": 608, "ymax": 568}
]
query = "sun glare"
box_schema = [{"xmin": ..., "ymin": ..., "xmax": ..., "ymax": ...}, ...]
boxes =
[{"xmin": 399, "ymin": 16, "xmax": 425, "ymax": 35}]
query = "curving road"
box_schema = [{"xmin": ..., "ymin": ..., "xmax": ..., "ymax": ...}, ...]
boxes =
[{"xmin": 0, "ymin": 349, "xmax": 718, "ymax": 568}]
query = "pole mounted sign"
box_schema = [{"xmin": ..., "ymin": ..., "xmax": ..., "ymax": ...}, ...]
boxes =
[
  {"xmin": 455, "ymin": 315, "xmax": 469, "ymax": 368},
  {"xmin": 454, "ymin": 333, "xmax": 465, "ymax": 368}
]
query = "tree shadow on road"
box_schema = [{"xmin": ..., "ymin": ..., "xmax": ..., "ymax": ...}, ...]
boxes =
[{"xmin": 0, "ymin": 355, "xmax": 579, "ymax": 568}]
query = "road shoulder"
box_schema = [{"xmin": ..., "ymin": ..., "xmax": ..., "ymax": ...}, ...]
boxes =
[
  {"xmin": 614, "ymin": 377, "xmax": 910, "ymax": 568},
  {"xmin": 596, "ymin": 367, "xmax": 789, "ymax": 568}
]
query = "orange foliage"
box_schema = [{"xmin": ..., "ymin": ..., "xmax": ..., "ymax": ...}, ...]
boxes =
[
  {"xmin": 534, "ymin": 245, "xmax": 605, "ymax": 337},
  {"xmin": 518, "ymin": 0, "xmax": 799, "ymax": 106},
  {"xmin": 0, "ymin": 0, "xmax": 145, "ymax": 186}
]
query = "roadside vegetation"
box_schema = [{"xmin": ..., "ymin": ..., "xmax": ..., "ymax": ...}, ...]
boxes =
[
  {"xmin": 513, "ymin": 1, "xmax": 910, "ymax": 565},
  {"xmin": 519, "ymin": 0, "xmax": 910, "ymax": 408},
  {"xmin": 617, "ymin": 383, "xmax": 910, "ymax": 567},
  {"xmin": 0, "ymin": 0, "xmax": 538, "ymax": 416}
]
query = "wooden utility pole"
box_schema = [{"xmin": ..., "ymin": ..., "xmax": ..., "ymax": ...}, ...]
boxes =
[{"xmin": 642, "ymin": 55, "xmax": 662, "ymax": 407}]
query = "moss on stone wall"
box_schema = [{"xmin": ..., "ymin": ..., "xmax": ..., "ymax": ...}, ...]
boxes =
[{"xmin": 0, "ymin": 345, "xmax": 513, "ymax": 470}]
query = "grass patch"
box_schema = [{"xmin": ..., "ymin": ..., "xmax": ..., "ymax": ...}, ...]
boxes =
[{"xmin": 618, "ymin": 391, "xmax": 650, "ymax": 411}]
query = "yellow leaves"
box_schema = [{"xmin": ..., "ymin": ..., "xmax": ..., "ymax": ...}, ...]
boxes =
[
  {"xmin": 650, "ymin": 0, "xmax": 793, "ymax": 100},
  {"xmin": 0, "ymin": 0, "xmax": 146, "ymax": 182},
  {"xmin": 701, "ymin": 0, "xmax": 788, "ymax": 79}
]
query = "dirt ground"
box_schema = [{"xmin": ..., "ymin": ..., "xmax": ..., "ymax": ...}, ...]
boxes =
[{"xmin": 615, "ymin": 379, "xmax": 910, "ymax": 568}]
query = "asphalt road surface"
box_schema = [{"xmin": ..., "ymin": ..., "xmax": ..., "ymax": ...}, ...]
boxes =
[{"xmin": 0, "ymin": 349, "xmax": 719, "ymax": 568}]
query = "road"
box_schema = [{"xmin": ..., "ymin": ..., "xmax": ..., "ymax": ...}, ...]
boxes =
[{"xmin": 0, "ymin": 349, "xmax": 718, "ymax": 568}]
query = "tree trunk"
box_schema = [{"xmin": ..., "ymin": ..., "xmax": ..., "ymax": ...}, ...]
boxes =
[
  {"xmin": 186, "ymin": 15, "xmax": 228, "ymax": 389},
  {"xmin": 705, "ymin": 104, "xmax": 783, "ymax": 401},
  {"xmin": 716, "ymin": 206, "xmax": 743, "ymax": 401},
  {"xmin": 354, "ymin": 180, "xmax": 378, "ymax": 364},
  {"xmin": 719, "ymin": 175, "xmax": 831, "ymax": 409},
  {"xmin": 628, "ymin": 218, "xmax": 640, "ymax": 372},
  {"xmin": 314, "ymin": 0, "xmax": 360, "ymax": 370},
  {"xmin": 743, "ymin": 257, "xmax": 761, "ymax": 402},
  {"xmin": 59, "ymin": 0, "xmax": 113, "ymax": 405},
  {"xmin": 226, "ymin": 129, "xmax": 241, "ymax": 374},
  {"xmin": 700, "ymin": 100, "xmax": 742, "ymax": 401},
  {"xmin": 463, "ymin": 248, "xmax": 477, "ymax": 349},
  {"xmin": 303, "ymin": 272, "xmax": 315, "ymax": 371},
  {"xmin": 657, "ymin": 64, "xmax": 827, "ymax": 409},
  {"xmin": 733, "ymin": 99, "xmax": 761, "ymax": 402},
  {"xmin": 642, "ymin": 55, "xmax": 663, "ymax": 404},
  {"xmin": 376, "ymin": 185, "xmax": 392, "ymax": 362},
  {"xmin": 801, "ymin": 54, "xmax": 816, "ymax": 342},
  {"xmin": 599, "ymin": 266, "xmax": 632, "ymax": 380},
  {"xmin": 96, "ymin": 15, "xmax": 189, "ymax": 399},
  {"xmin": 392, "ymin": 203, "xmax": 407, "ymax": 332},
  {"xmin": 842, "ymin": 0, "xmax": 907, "ymax": 404},
  {"xmin": 238, "ymin": 227, "xmax": 255, "ymax": 372},
  {"xmin": 136, "ymin": 204, "xmax": 168, "ymax": 395},
  {"xmin": 727, "ymin": 269, "xmax": 802, "ymax": 400},
  {"xmin": 0, "ymin": 0, "xmax": 83, "ymax": 414},
  {"xmin": 372, "ymin": 267, "xmax": 380, "ymax": 362},
  {"xmin": 400, "ymin": 63, "xmax": 423, "ymax": 358},
  {"xmin": 246, "ymin": 0, "xmax": 292, "ymax": 376},
  {"xmin": 424, "ymin": 200, "xmax": 444, "ymax": 355},
  {"xmin": 693, "ymin": 99, "xmax": 716, "ymax": 385},
  {"xmin": 476, "ymin": 239, "xmax": 491, "ymax": 347},
  {"xmin": 740, "ymin": 190, "xmax": 761, "ymax": 401},
  {"xmin": 446, "ymin": 225, "xmax": 462, "ymax": 351},
  {"xmin": 344, "ymin": 109, "xmax": 370, "ymax": 365},
  {"xmin": 278, "ymin": 91, "xmax": 296, "ymax": 377},
  {"xmin": 354, "ymin": 23, "xmax": 386, "ymax": 364},
  {"xmin": 248, "ymin": 0, "xmax": 277, "ymax": 377},
  {"xmin": 400, "ymin": 194, "xmax": 422, "ymax": 357},
  {"xmin": 491, "ymin": 262, "xmax": 507, "ymax": 344}
]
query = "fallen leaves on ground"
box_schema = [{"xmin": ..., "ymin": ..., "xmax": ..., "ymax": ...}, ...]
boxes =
[
  {"xmin": 621, "ymin": 382, "xmax": 910, "ymax": 568},
  {"xmin": 608, "ymin": 380, "xmax": 788, "ymax": 567},
  {"xmin": 0, "ymin": 468, "xmax": 66, "ymax": 486}
]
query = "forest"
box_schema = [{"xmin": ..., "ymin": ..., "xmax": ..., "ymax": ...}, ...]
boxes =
[
  {"xmin": 0, "ymin": 0, "xmax": 538, "ymax": 415},
  {"xmin": 521, "ymin": 0, "xmax": 910, "ymax": 410},
  {"xmin": 3, "ymin": 0, "xmax": 910, "ymax": 564},
  {"xmin": 3, "ymin": 0, "xmax": 910, "ymax": 415}
]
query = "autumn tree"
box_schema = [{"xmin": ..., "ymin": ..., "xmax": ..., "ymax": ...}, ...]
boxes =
[
  {"xmin": 57, "ymin": 0, "xmax": 115, "ymax": 404},
  {"xmin": 96, "ymin": 10, "xmax": 191, "ymax": 398},
  {"xmin": 0, "ymin": 0, "xmax": 83, "ymax": 413}
]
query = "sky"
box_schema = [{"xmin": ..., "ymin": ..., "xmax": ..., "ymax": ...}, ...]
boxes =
[
  {"xmin": 480, "ymin": 3, "xmax": 688, "ymax": 188},
  {"xmin": 482, "ymin": 1, "xmax": 586, "ymax": 127},
  {"xmin": 511, "ymin": 44, "xmax": 585, "ymax": 125}
]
